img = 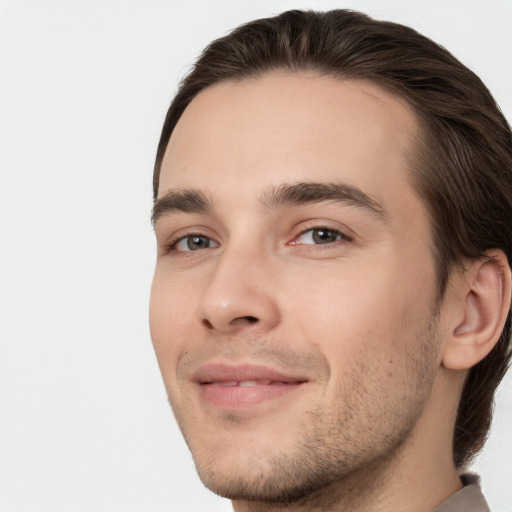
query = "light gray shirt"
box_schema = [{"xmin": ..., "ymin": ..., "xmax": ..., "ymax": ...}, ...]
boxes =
[{"xmin": 433, "ymin": 475, "xmax": 490, "ymax": 512}]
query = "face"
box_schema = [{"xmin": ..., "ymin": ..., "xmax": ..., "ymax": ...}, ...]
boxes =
[{"xmin": 150, "ymin": 73, "xmax": 443, "ymax": 503}]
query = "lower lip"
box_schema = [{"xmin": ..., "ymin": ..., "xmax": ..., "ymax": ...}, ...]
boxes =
[{"xmin": 199, "ymin": 382, "xmax": 304, "ymax": 409}]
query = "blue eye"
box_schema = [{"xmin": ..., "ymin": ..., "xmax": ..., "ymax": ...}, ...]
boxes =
[
  {"xmin": 173, "ymin": 235, "xmax": 218, "ymax": 251},
  {"xmin": 296, "ymin": 228, "xmax": 344, "ymax": 245}
]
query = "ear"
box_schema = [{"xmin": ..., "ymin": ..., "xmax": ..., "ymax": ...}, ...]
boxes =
[{"xmin": 442, "ymin": 250, "xmax": 511, "ymax": 371}]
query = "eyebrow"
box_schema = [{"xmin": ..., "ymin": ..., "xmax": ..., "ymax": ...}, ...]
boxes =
[
  {"xmin": 152, "ymin": 181, "xmax": 386, "ymax": 226},
  {"xmin": 261, "ymin": 182, "xmax": 386, "ymax": 220},
  {"xmin": 151, "ymin": 189, "xmax": 212, "ymax": 225}
]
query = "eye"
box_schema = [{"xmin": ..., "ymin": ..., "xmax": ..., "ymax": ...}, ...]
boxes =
[
  {"xmin": 293, "ymin": 227, "xmax": 348, "ymax": 245},
  {"xmin": 172, "ymin": 234, "xmax": 219, "ymax": 252}
]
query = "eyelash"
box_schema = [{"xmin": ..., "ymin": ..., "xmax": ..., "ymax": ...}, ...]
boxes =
[
  {"xmin": 165, "ymin": 225, "xmax": 351, "ymax": 254},
  {"xmin": 291, "ymin": 226, "xmax": 352, "ymax": 246},
  {"xmin": 166, "ymin": 233, "xmax": 219, "ymax": 253}
]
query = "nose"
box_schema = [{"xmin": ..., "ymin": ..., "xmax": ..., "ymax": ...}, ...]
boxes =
[{"xmin": 195, "ymin": 247, "xmax": 280, "ymax": 334}]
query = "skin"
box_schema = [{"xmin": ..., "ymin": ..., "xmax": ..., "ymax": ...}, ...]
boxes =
[{"xmin": 150, "ymin": 73, "xmax": 467, "ymax": 511}]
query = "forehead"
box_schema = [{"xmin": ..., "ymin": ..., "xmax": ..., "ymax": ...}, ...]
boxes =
[{"xmin": 159, "ymin": 72, "xmax": 421, "ymax": 215}]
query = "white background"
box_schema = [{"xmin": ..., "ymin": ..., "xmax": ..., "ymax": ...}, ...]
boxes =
[{"xmin": 1, "ymin": 1, "xmax": 511, "ymax": 511}]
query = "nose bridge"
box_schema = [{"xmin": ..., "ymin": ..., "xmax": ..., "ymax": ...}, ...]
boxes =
[{"xmin": 196, "ymin": 238, "xmax": 279, "ymax": 333}]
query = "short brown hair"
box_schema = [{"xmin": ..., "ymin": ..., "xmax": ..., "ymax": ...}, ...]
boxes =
[{"xmin": 153, "ymin": 9, "xmax": 512, "ymax": 468}]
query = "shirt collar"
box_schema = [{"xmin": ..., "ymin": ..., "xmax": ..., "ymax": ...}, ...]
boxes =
[{"xmin": 432, "ymin": 474, "xmax": 490, "ymax": 512}]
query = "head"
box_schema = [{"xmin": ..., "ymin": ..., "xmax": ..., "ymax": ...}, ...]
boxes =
[{"xmin": 150, "ymin": 8, "xmax": 512, "ymax": 503}]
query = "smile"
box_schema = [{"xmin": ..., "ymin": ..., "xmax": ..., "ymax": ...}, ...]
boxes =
[
  {"xmin": 205, "ymin": 380, "xmax": 297, "ymax": 386},
  {"xmin": 193, "ymin": 364, "xmax": 308, "ymax": 409}
]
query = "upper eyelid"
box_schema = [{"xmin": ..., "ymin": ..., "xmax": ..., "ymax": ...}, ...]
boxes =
[
  {"xmin": 154, "ymin": 226, "xmax": 218, "ymax": 254},
  {"xmin": 168, "ymin": 233, "xmax": 206, "ymax": 248},
  {"xmin": 298, "ymin": 225, "xmax": 349, "ymax": 236},
  {"xmin": 157, "ymin": 224, "xmax": 217, "ymax": 243},
  {"xmin": 292, "ymin": 226, "xmax": 351, "ymax": 244},
  {"xmin": 292, "ymin": 220, "xmax": 354, "ymax": 240},
  {"xmin": 157, "ymin": 219, "xmax": 355, "ymax": 249}
]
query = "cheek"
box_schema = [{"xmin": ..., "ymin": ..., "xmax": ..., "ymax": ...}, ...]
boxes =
[
  {"xmin": 149, "ymin": 271, "xmax": 195, "ymax": 376},
  {"xmin": 287, "ymin": 260, "xmax": 435, "ymax": 365}
]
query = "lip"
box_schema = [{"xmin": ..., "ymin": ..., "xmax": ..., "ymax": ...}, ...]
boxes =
[{"xmin": 192, "ymin": 363, "xmax": 308, "ymax": 409}]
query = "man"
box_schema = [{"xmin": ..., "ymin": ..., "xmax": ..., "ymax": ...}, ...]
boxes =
[{"xmin": 149, "ymin": 10, "xmax": 512, "ymax": 511}]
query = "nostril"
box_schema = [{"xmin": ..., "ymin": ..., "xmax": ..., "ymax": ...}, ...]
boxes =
[
  {"xmin": 201, "ymin": 315, "xmax": 259, "ymax": 330},
  {"xmin": 202, "ymin": 319, "xmax": 214, "ymax": 329}
]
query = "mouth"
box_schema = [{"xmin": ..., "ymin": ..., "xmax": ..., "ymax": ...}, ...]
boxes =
[
  {"xmin": 193, "ymin": 364, "xmax": 308, "ymax": 409},
  {"xmin": 204, "ymin": 379, "xmax": 300, "ymax": 386}
]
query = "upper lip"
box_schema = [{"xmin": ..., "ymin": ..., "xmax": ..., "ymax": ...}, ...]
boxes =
[{"xmin": 192, "ymin": 363, "xmax": 309, "ymax": 384}]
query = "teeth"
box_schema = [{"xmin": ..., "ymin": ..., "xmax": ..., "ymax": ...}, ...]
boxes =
[
  {"xmin": 239, "ymin": 381, "xmax": 258, "ymax": 387},
  {"xmin": 211, "ymin": 380, "xmax": 274, "ymax": 387}
]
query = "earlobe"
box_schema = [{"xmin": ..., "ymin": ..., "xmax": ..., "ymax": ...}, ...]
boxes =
[{"xmin": 442, "ymin": 251, "xmax": 511, "ymax": 371}]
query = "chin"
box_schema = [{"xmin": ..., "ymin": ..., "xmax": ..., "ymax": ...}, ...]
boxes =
[{"xmin": 195, "ymin": 454, "xmax": 337, "ymax": 504}]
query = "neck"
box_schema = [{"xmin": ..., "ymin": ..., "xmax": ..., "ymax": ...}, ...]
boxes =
[{"xmin": 232, "ymin": 453, "xmax": 461, "ymax": 512}]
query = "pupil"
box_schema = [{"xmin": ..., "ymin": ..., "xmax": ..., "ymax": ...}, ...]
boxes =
[
  {"xmin": 313, "ymin": 229, "xmax": 337, "ymax": 244},
  {"xmin": 188, "ymin": 236, "xmax": 208, "ymax": 250}
]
